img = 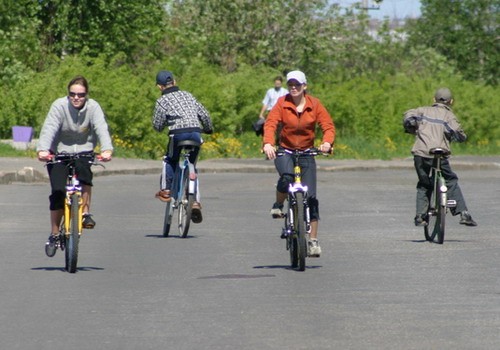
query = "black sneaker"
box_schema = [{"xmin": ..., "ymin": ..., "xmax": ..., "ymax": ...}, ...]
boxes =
[
  {"xmin": 82, "ymin": 213, "xmax": 96, "ymax": 229},
  {"xmin": 414, "ymin": 215, "xmax": 428, "ymax": 227},
  {"xmin": 45, "ymin": 234, "xmax": 59, "ymax": 257},
  {"xmin": 459, "ymin": 211, "xmax": 477, "ymax": 226},
  {"xmin": 270, "ymin": 202, "xmax": 284, "ymax": 219}
]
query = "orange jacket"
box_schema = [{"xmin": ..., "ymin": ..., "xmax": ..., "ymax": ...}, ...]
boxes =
[{"xmin": 263, "ymin": 94, "xmax": 335, "ymax": 150}]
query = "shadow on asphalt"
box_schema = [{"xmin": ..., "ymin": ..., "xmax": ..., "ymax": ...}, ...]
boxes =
[
  {"xmin": 253, "ymin": 265, "xmax": 322, "ymax": 270},
  {"xmin": 31, "ymin": 266, "xmax": 105, "ymax": 272},
  {"xmin": 144, "ymin": 234, "xmax": 200, "ymax": 239},
  {"xmin": 407, "ymin": 239, "xmax": 472, "ymax": 244}
]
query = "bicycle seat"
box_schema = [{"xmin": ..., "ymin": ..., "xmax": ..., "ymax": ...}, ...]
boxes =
[
  {"xmin": 429, "ymin": 148, "xmax": 450, "ymax": 156},
  {"xmin": 177, "ymin": 140, "xmax": 201, "ymax": 149}
]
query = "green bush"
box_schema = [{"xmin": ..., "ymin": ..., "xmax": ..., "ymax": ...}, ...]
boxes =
[{"xmin": 0, "ymin": 55, "xmax": 498, "ymax": 160}]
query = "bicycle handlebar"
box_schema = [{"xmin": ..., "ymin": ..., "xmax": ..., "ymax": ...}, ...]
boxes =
[
  {"xmin": 276, "ymin": 147, "xmax": 330, "ymax": 157},
  {"xmin": 44, "ymin": 152, "xmax": 105, "ymax": 168}
]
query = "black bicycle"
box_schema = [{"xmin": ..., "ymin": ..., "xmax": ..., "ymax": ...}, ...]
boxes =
[
  {"xmin": 163, "ymin": 140, "xmax": 200, "ymax": 238},
  {"xmin": 45, "ymin": 153, "xmax": 103, "ymax": 272},
  {"xmin": 277, "ymin": 148, "xmax": 322, "ymax": 271},
  {"xmin": 424, "ymin": 147, "xmax": 456, "ymax": 244}
]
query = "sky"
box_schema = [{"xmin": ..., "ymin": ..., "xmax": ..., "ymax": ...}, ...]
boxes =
[{"xmin": 334, "ymin": 0, "xmax": 422, "ymax": 19}]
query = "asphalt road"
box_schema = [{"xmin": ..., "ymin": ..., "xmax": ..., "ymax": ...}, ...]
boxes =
[{"xmin": 1, "ymin": 168, "xmax": 499, "ymax": 350}]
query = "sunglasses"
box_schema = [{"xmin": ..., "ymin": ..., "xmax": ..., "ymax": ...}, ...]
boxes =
[
  {"xmin": 287, "ymin": 83, "xmax": 303, "ymax": 89},
  {"xmin": 68, "ymin": 92, "xmax": 87, "ymax": 98}
]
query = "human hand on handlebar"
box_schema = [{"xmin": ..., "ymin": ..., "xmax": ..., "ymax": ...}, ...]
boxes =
[
  {"xmin": 37, "ymin": 151, "xmax": 53, "ymax": 162},
  {"xmin": 263, "ymin": 143, "xmax": 276, "ymax": 160},
  {"xmin": 319, "ymin": 142, "xmax": 333, "ymax": 154},
  {"xmin": 98, "ymin": 150, "xmax": 113, "ymax": 162}
]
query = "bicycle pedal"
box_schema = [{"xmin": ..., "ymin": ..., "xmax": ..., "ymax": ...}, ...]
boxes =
[{"xmin": 446, "ymin": 200, "xmax": 457, "ymax": 208}]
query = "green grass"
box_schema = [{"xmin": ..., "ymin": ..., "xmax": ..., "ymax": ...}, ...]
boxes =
[{"xmin": 0, "ymin": 142, "xmax": 37, "ymax": 157}]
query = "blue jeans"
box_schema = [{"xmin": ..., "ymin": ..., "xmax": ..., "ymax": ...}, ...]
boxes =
[{"xmin": 161, "ymin": 132, "xmax": 201, "ymax": 190}]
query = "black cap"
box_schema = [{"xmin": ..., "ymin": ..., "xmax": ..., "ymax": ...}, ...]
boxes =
[{"xmin": 156, "ymin": 70, "xmax": 174, "ymax": 85}]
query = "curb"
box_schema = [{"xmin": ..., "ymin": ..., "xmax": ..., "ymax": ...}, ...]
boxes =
[{"xmin": 1, "ymin": 158, "xmax": 499, "ymax": 185}]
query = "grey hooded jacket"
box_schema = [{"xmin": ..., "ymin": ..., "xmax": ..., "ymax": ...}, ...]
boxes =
[
  {"xmin": 403, "ymin": 103, "xmax": 466, "ymax": 158},
  {"xmin": 37, "ymin": 97, "xmax": 113, "ymax": 154}
]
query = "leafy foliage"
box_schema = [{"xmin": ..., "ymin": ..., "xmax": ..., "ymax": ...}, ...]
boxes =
[
  {"xmin": 0, "ymin": 0, "xmax": 498, "ymax": 159},
  {"xmin": 407, "ymin": 0, "xmax": 499, "ymax": 85}
]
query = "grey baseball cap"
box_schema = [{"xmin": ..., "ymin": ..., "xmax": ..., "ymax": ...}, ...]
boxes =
[{"xmin": 435, "ymin": 87, "xmax": 453, "ymax": 102}]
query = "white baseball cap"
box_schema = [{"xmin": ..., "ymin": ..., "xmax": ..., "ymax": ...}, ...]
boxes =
[{"xmin": 286, "ymin": 70, "xmax": 307, "ymax": 84}]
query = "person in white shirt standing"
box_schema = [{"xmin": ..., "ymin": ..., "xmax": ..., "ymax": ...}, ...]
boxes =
[{"xmin": 254, "ymin": 76, "xmax": 288, "ymax": 137}]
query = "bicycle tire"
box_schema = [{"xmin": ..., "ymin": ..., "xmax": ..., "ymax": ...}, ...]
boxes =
[
  {"xmin": 178, "ymin": 169, "xmax": 193, "ymax": 238},
  {"xmin": 287, "ymin": 209, "xmax": 298, "ymax": 268},
  {"xmin": 424, "ymin": 177, "xmax": 438, "ymax": 242},
  {"xmin": 424, "ymin": 209, "xmax": 437, "ymax": 242},
  {"xmin": 436, "ymin": 203, "xmax": 446, "ymax": 244},
  {"xmin": 294, "ymin": 192, "xmax": 307, "ymax": 271},
  {"xmin": 163, "ymin": 201, "xmax": 173, "ymax": 237},
  {"xmin": 65, "ymin": 193, "xmax": 80, "ymax": 273},
  {"xmin": 425, "ymin": 206, "xmax": 445, "ymax": 244}
]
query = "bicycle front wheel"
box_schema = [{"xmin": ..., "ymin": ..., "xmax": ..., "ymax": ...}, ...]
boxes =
[
  {"xmin": 286, "ymin": 210, "xmax": 298, "ymax": 268},
  {"xmin": 294, "ymin": 192, "xmax": 307, "ymax": 271},
  {"xmin": 65, "ymin": 193, "xmax": 80, "ymax": 273},
  {"xmin": 178, "ymin": 170, "xmax": 194, "ymax": 238}
]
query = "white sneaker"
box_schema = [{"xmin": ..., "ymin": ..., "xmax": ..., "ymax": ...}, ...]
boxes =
[{"xmin": 308, "ymin": 239, "xmax": 321, "ymax": 257}]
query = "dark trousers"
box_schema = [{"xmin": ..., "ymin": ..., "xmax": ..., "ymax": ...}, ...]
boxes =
[
  {"xmin": 274, "ymin": 152, "xmax": 319, "ymax": 220},
  {"xmin": 413, "ymin": 155, "xmax": 467, "ymax": 216},
  {"xmin": 46, "ymin": 158, "xmax": 93, "ymax": 210}
]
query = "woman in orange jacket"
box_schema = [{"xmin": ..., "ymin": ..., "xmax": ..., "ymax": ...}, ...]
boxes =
[{"xmin": 263, "ymin": 70, "xmax": 335, "ymax": 257}]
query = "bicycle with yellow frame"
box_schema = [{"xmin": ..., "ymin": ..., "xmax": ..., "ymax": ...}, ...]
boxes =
[
  {"xmin": 277, "ymin": 147, "xmax": 323, "ymax": 271},
  {"xmin": 45, "ymin": 153, "xmax": 103, "ymax": 273}
]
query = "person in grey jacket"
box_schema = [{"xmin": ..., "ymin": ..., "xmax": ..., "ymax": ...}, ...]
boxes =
[
  {"xmin": 37, "ymin": 76, "xmax": 113, "ymax": 256},
  {"xmin": 152, "ymin": 70, "xmax": 213, "ymax": 223},
  {"xmin": 403, "ymin": 87, "xmax": 476, "ymax": 227}
]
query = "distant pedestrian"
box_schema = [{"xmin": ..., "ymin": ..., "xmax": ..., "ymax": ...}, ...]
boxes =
[{"xmin": 253, "ymin": 76, "xmax": 288, "ymax": 136}]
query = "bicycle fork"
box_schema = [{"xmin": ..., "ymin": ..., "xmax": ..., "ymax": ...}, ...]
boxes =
[
  {"xmin": 436, "ymin": 174, "xmax": 457, "ymax": 209},
  {"xmin": 282, "ymin": 191, "xmax": 312, "ymax": 239},
  {"xmin": 187, "ymin": 162, "xmax": 197, "ymax": 195},
  {"xmin": 64, "ymin": 176, "xmax": 83, "ymax": 235}
]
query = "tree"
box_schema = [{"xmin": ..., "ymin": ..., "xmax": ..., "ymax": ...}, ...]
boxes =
[
  {"xmin": 407, "ymin": 0, "xmax": 499, "ymax": 85},
  {"xmin": 164, "ymin": 0, "xmax": 379, "ymax": 75},
  {"xmin": 0, "ymin": 1, "xmax": 43, "ymax": 83},
  {"xmin": 36, "ymin": 0, "xmax": 167, "ymax": 64}
]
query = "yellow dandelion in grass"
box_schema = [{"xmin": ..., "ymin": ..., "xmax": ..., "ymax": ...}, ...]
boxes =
[
  {"xmin": 384, "ymin": 137, "xmax": 397, "ymax": 152},
  {"xmin": 477, "ymin": 139, "xmax": 489, "ymax": 147},
  {"xmin": 334, "ymin": 144, "xmax": 349, "ymax": 151}
]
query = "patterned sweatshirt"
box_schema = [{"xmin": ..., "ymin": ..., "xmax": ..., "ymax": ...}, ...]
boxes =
[{"xmin": 152, "ymin": 86, "xmax": 213, "ymax": 135}]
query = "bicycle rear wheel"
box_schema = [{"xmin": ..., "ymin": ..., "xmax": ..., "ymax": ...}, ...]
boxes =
[
  {"xmin": 425, "ymin": 190, "xmax": 446, "ymax": 244},
  {"xmin": 178, "ymin": 169, "xmax": 193, "ymax": 238},
  {"xmin": 163, "ymin": 201, "xmax": 174, "ymax": 237},
  {"xmin": 294, "ymin": 192, "xmax": 307, "ymax": 271},
  {"xmin": 65, "ymin": 193, "xmax": 80, "ymax": 273},
  {"xmin": 436, "ymin": 203, "xmax": 446, "ymax": 244},
  {"xmin": 424, "ymin": 208, "xmax": 437, "ymax": 242}
]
